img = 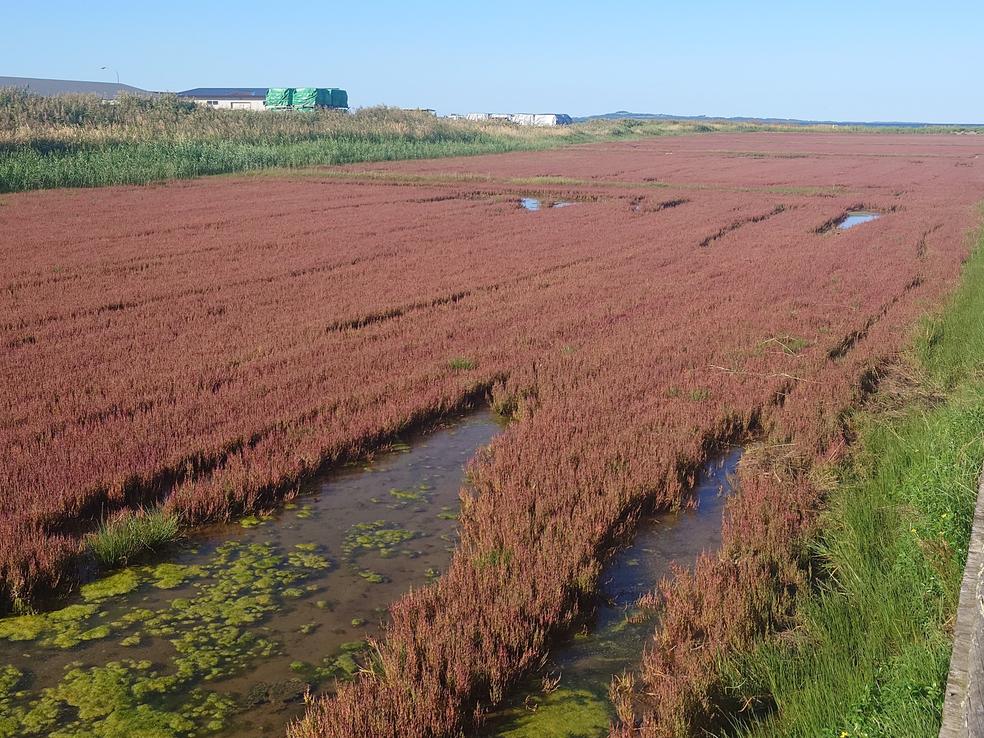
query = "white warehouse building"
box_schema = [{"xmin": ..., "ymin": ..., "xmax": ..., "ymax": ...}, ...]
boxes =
[{"xmin": 176, "ymin": 88, "xmax": 268, "ymax": 111}]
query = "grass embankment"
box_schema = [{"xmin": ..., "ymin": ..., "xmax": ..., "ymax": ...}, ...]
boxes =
[
  {"xmin": 726, "ymin": 213, "xmax": 984, "ymax": 737},
  {"xmin": 0, "ymin": 90, "xmax": 728, "ymax": 193}
]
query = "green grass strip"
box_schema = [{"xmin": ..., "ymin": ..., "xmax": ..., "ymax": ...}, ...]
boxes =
[{"xmin": 726, "ymin": 211, "xmax": 984, "ymax": 738}]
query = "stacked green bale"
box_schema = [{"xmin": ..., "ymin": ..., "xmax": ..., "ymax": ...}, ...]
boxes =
[
  {"xmin": 264, "ymin": 88, "xmax": 293, "ymax": 109},
  {"xmin": 292, "ymin": 88, "xmax": 318, "ymax": 110},
  {"xmin": 329, "ymin": 89, "xmax": 348, "ymax": 109}
]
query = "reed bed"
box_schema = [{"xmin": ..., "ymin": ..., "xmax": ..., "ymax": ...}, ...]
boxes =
[{"xmin": 0, "ymin": 89, "xmax": 727, "ymax": 192}]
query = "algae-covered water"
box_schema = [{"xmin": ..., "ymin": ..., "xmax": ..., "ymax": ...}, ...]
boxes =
[
  {"xmin": 480, "ymin": 448, "xmax": 743, "ymax": 738},
  {"xmin": 0, "ymin": 410, "xmax": 502, "ymax": 738}
]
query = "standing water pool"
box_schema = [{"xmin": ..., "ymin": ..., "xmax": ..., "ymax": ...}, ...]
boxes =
[
  {"xmin": 0, "ymin": 410, "xmax": 503, "ymax": 738},
  {"xmin": 837, "ymin": 211, "xmax": 881, "ymax": 229}
]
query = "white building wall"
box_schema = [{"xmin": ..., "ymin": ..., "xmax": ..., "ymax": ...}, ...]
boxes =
[{"xmin": 192, "ymin": 98, "xmax": 266, "ymax": 111}]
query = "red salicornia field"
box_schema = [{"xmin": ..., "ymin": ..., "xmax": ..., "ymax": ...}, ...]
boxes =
[{"xmin": 2, "ymin": 133, "xmax": 983, "ymax": 735}]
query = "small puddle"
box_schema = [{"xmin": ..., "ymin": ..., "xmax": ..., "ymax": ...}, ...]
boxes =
[
  {"xmin": 479, "ymin": 447, "xmax": 742, "ymax": 738},
  {"xmin": 837, "ymin": 210, "xmax": 880, "ymax": 229},
  {"xmin": 0, "ymin": 410, "xmax": 503, "ymax": 738},
  {"xmin": 519, "ymin": 198, "xmax": 574, "ymax": 211}
]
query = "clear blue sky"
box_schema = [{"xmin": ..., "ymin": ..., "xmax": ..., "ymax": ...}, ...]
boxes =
[{"xmin": 4, "ymin": 1, "xmax": 981, "ymax": 122}]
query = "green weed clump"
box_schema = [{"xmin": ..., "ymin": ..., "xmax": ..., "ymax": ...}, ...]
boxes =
[
  {"xmin": 448, "ymin": 357, "xmax": 476, "ymax": 371},
  {"xmin": 86, "ymin": 508, "xmax": 180, "ymax": 568}
]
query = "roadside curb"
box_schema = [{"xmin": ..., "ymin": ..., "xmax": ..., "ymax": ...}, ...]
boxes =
[{"xmin": 941, "ymin": 465, "xmax": 984, "ymax": 738}]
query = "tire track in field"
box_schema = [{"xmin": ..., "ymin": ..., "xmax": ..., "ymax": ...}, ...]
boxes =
[
  {"xmin": 698, "ymin": 204, "xmax": 789, "ymax": 247},
  {"xmin": 827, "ymin": 274, "xmax": 925, "ymax": 360}
]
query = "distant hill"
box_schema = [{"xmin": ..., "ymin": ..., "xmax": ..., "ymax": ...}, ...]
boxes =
[
  {"xmin": 0, "ymin": 76, "xmax": 155, "ymax": 99},
  {"xmin": 576, "ymin": 110, "xmax": 978, "ymax": 128}
]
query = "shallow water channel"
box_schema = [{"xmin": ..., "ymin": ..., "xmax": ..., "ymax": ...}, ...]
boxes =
[
  {"xmin": 480, "ymin": 448, "xmax": 743, "ymax": 738},
  {"xmin": 0, "ymin": 410, "xmax": 503, "ymax": 738}
]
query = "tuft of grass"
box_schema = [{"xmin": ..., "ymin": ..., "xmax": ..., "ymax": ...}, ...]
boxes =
[
  {"xmin": 86, "ymin": 508, "xmax": 181, "ymax": 568},
  {"xmin": 448, "ymin": 357, "xmax": 476, "ymax": 371},
  {"xmin": 723, "ymin": 213, "xmax": 984, "ymax": 737}
]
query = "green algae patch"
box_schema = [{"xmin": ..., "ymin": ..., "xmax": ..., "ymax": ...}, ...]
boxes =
[
  {"xmin": 389, "ymin": 487, "xmax": 429, "ymax": 505},
  {"xmin": 79, "ymin": 624, "xmax": 112, "ymax": 641},
  {"xmin": 314, "ymin": 644, "xmax": 367, "ymax": 683},
  {"xmin": 0, "ymin": 603, "xmax": 106, "ymax": 649},
  {"xmin": 343, "ymin": 521, "xmax": 417, "ymax": 559},
  {"xmin": 0, "ymin": 614, "xmax": 46, "ymax": 642},
  {"xmin": 287, "ymin": 549, "xmax": 331, "ymax": 570},
  {"xmin": 81, "ymin": 570, "xmax": 141, "ymax": 602},
  {"xmin": 147, "ymin": 563, "xmax": 206, "ymax": 589},
  {"xmin": 0, "ymin": 659, "xmax": 235, "ymax": 738},
  {"xmin": 0, "ymin": 539, "xmax": 333, "ymax": 736},
  {"xmin": 497, "ymin": 687, "xmax": 612, "ymax": 738}
]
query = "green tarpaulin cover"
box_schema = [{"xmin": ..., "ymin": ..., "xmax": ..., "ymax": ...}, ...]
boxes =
[
  {"xmin": 265, "ymin": 87, "xmax": 346, "ymax": 110},
  {"xmin": 264, "ymin": 88, "xmax": 293, "ymax": 108},
  {"xmin": 292, "ymin": 87, "xmax": 319, "ymax": 109},
  {"xmin": 329, "ymin": 89, "xmax": 348, "ymax": 108}
]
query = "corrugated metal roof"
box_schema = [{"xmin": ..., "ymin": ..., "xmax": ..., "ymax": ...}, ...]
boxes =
[
  {"xmin": 0, "ymin": 76, "xmax": 154, "ymax": 99},
  {"xmin": 177, "ymin": 88, "xmax": 268, "ymax": 99}
]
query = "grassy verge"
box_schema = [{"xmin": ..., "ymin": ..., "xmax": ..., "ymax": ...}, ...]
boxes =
[{"xmin": 723, "ymin": 213, "xmax": 984, "ymax": 737}]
